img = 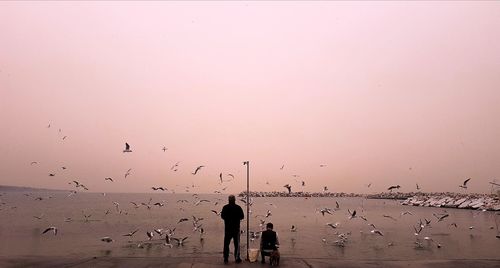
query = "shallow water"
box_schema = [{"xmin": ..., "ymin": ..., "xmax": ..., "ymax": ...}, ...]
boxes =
[{"xmin": 0, "ymin": 192, "xmax": 499, "ymax": 260}]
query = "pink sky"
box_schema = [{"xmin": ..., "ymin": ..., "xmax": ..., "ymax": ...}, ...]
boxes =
[{"xmin": 1, "ymin": 2, "xmax": 499, "ymax": 194}]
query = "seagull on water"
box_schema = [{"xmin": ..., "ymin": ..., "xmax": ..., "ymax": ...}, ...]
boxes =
[
  {"xmin": 146, "ymin": 231, "xmax": 154, "ymax": 240},
  {"xmin": 327, "ymin": 222, "xmax": 340, "ymax": 229},
  {"xmin": 101, "ymin": 237, "xmax": 114, "ymax": 243}
]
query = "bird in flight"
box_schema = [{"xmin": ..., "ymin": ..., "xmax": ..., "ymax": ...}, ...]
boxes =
[
  {"xmin": 172, "ymin": 237, "xmax": 188, "ymax": 246},
  {"xmin": 459, "ymin": 178, "xmax": 471, "ymax": 189},
  {"xmin": 211, "ymin": 210, "xmax": 221, "ymax": 216},
  {"xmin": 42, "ymin": 226, "xmax": 57, "ymax": 235},
  {"xmin": 387, "ymin": 185, "xmax": 401, "ymax": 192},
  {"xmin": 348, "ymin": 209, "xmax": 357, "ymax": 219},
  {"xmin": 104, "ymin": 177, "xmax": 113, "ymax": 182},
  {"xmin": 123, "ymin": 143, "xmax": 132, "ymax": 153},
  {"xmin": 192, "ymin": 166, "xmax": 204, "ymax": 175},
  {"xmin": 280, "ymin": 164, "xmax": 284, "ymax": 170},
  {"xmin": 125, "ymin": 168, "xmax": 132, "ymax": 178},
  {"xmin": 30, "ymin": 161, "xmax": 38, "ymax": 165},
  {"xmin": 283, "ymin": 184, "xmax": 292, "ymax": 194},
  {"xmin": 371, "ymin": 229, "xmax": 384, "ymax": 236},
  {"xmin": 162, "ymin": 146, "xmax": 167, "ymax": 152},
  {"xmin": 171, "ymin": 161, "xmax": 180, "ymax": 170},
  {"xmin": 123, "ymin": 229, "xmax": 139, "ymax": 237}
]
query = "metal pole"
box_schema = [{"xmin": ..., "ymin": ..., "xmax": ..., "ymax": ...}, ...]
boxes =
[{"xmin": 243, "ymin": 161, "xmax": 250, "ymax": 261}]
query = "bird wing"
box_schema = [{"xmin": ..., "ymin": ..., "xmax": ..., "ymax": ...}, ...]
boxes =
[
  {"xmin": 464, "ymin": 178, "xmax": 471, "ymax": 185},
  {"xmin": 125, "ymin": 143, "xmax": 130, "ymax": 150}
]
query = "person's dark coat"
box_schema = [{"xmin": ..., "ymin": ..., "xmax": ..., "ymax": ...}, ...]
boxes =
[{"xmin": 221, "ymin": 202, "xmax": 244, "ymax": 232}]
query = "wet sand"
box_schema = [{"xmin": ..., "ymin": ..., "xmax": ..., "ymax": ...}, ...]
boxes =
[{"xmin": 1, "ymin": 256, "xmax": 499, "ymax": 268}]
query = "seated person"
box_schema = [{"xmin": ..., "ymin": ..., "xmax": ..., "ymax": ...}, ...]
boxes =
[{"xmin": 260, "ymin": 222, "xmax": 279, "ymax": 263}]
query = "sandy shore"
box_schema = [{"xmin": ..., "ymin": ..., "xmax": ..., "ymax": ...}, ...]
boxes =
[{"xmin": 1, "ymin": 256, "xmax": 499, "ymax": 268}]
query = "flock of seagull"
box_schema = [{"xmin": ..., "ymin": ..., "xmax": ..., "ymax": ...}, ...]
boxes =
[{"xmin": 1, "ymin": 123, "xmax": 499, "ymax": 258}]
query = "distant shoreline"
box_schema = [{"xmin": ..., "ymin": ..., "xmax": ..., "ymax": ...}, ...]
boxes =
[{"xmin": 238, "ymin": 191, "xmax": 500, "ymax": 211}]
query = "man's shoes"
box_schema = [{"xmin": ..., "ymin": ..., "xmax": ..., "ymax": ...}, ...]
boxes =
[
  {"xmin": 235, "ymin": 258, "xmax": 242, "ymax": 264},
  {"xmin": 224, "ymin": 259, "xmax": 228, "ymax": 264}
]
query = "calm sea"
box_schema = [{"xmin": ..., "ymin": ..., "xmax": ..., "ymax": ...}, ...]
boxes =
[{"xmin": 0, "ymin": 192, "xmax": 499, "ymax": 260}]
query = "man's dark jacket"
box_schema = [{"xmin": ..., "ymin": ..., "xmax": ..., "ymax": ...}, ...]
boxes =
[{"xmin": 221, "ymin": 202, "xmax": 244, "ymax": 232}]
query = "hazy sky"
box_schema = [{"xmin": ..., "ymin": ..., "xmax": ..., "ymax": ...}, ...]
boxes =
[{"xmin": 1, "ymin": 2, "xmax": 499, "ymax": 194}]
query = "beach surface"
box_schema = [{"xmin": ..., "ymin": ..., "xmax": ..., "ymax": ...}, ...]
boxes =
[{"xmin": 1, "ymin": 256, "xmax": 500, "ymax": 268}]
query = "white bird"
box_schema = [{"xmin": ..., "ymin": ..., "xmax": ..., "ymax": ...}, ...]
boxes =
[{"xmin": 147, "ymin": 231, "xmax": 154, "ymax": 240}]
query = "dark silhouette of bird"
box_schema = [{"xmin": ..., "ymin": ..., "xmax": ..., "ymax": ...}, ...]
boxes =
[
  {"xmin": 283, "ymin": 184, "xmax": 292, "ymax": 194},
  {"xmin": 123, "ymin": 229, "xmax": 139, "ymax": 237},
  {"xmin": 387, "ymin": 185, "xmax": 401, "ymax": 192},
  {"xmin": 348, "ymin": 209, "xmax": 357, "ymax": 219},
  {"xmin": 192, "ymin": 166, "xmax": 204, "ymax": 175},
  {"xmin": 101, "ymin": 237, "xmax": 113, "ymax": 243},
  {"xmin": 123, "ymin": 143, "xmax": 132, "ymax": 153},
  {"xmin": 459, "ymin": 178, "xmax": 471, "ymax": 189},
  {"xmin": 42, "ymin": 226, "xmax": 57, "ymax": 235}
]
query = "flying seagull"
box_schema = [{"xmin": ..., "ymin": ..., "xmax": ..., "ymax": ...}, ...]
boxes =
[
  {"xmin": 172, "ymin": 237, "xmax": 188, "ymax": 246},
  {"xmin": 162, "ymin": 146, "xmax": 167, "ymax": 152},
  {"xmin": 387, "ymin": 185, "xmax": 401, "ymax": 192},
  {"xmin": 459, "ymin": 178, "xmax": 471, "ymax": 189},
  {"xmin": 125, "ymin": 168, "xmax": 132, "ymax": 178},
  {"xmin": 283, "ymin": 184, "xmax": 292, "ymax": 194},
  {"xmin": 348, "ymin": 209, "xmax": 357, "ymax": 219},
  {"xmin": 42, "ymin": 226, "xmax": 57, "ymax": 235},
  {"xmin": 123, "ymin": 229, "xmax": 139, "ymax": 237},
  {"xmin": 104, "ymin": 177, "xmax": 113, "ymax": 182},
  {"xmin": 371, "ymin": 229, "xmax": 384, "ymax": 236},
  {"xmin": 123, "ymin": 143, "xmax": 132, "ymax": 153},
  {"xmin": 192, "ymin": 166, "xmax": 204, "ymax": 175}
]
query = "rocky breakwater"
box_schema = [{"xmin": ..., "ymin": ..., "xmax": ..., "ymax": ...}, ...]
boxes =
[{"xmin": 401, "ymin": 192, "xmax": 500, "ymax": 211}]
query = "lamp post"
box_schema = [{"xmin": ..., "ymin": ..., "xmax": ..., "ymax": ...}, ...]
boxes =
[{"xmin": 243, "ymin": 161, "xmax": 249, "ymax": 261}]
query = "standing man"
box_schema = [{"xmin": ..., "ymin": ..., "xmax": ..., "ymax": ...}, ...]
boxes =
[{"xmin": 221, "ymin": 194, "xmax": 244, "ymax": 264}]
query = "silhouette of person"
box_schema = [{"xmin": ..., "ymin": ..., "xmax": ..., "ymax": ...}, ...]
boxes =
[
  {"xmin": 221, "ymin": 194, "xmax": 244, "ymax": 264},
  {"xmin": 260, "ymin": 222, "xmax": 280, "ymax": 264}
]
